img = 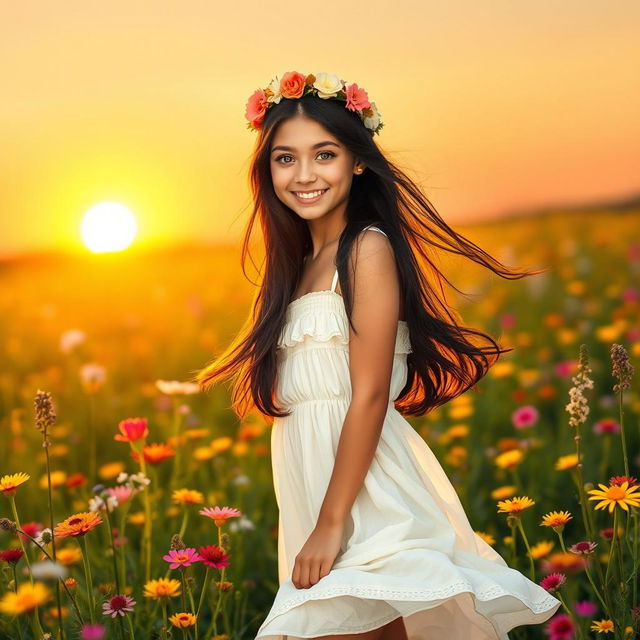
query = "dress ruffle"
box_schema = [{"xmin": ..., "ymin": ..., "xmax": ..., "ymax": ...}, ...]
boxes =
[{"xmin": 277, "ymin": 291, "xmax": 412, "ymax": 354}]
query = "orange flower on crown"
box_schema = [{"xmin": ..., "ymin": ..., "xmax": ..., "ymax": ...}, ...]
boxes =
[
  {"xmin": 131, "ymin": 443, "xmax": 176, "ymax": 465},
  {"xmin": 53, "ymin": 512, "xmax": 103, "ymax": 539},
  {"xmin": 0, "ymin": 473, "xmax": 30, "ymax": 496}
]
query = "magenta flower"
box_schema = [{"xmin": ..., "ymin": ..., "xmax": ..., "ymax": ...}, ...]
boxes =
[
  {"xmin": 574, "ymin": 600, "xmax": 598, "ymax": 617},
  {"xmin": 102, "ymin": 594, "xmax": 136, "ymax": 618},
  {"xmin": 162, "ymin": 547, "xmax": 203, "ymax": 569},
  {"xmin": 198, "ymin": 544, "xmax": 231, "ymax": 569},
  {"xmin": 539, "ymin": 572, "xmax": 566, "ymax": 593},
  {"xmin": 81, "ymin": 624, "xmax": 106, "ymax": 640},
  {"xmin": 511, "ymin": 405, "xmax": 539, "ymax": 430},
  {"xmin": 544, "ymin": 613, "xmax": 575, "ymax": 640}
]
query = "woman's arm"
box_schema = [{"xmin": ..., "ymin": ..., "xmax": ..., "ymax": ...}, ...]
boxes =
[
  {"xmin": 290, "ymin": 229, "xmax": 401, "ymax": 590},
  {"xmin": 317, "ymin": 229, "xmax": 401, "ymax": 526}
]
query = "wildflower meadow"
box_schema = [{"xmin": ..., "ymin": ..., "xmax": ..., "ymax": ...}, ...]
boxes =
[{"xmin": 0, "ymin": 209, "xmax": 639, "ymax": 639}]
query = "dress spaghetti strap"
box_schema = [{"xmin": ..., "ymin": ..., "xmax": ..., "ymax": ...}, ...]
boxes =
[{"xmin": 330, "ymin": 224, "xmax": 387, "ymax": 293}]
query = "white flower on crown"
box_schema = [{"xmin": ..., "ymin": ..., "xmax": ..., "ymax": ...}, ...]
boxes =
[
  {"xmin": 363, "ymin": 101, "xmax": 382, "ymax": 132},
  {"xmin": 313, "ymin": 72, "xmax": 344, "ymax": 99},
  {"xmin": 267, "ymin": 77, "xmax": 282, "ymax": 104}
]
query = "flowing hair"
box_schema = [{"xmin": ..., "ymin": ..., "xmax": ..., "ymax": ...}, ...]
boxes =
[{"xmin": 191, "ymin": 94, "xmax": 546, "ymax": 421}]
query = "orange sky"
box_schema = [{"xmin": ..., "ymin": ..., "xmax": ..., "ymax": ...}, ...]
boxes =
[{"xmin": 1, "ymin": 1, "xmax": 639, "ymax": 258}]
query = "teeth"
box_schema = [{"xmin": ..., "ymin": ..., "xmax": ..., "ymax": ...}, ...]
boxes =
[{"xmin": 295, "ymin": 189, "xmax": 326, "ymax": 199}]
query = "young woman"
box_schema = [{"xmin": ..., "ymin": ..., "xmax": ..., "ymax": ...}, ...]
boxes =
[{"xmin": 195, "ymin": 71, "xmax": 561, "ymax": 640}]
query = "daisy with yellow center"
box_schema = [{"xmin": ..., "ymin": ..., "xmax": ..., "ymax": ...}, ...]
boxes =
[
  {"xmin": 143, "ymin": 578, "xmax": 181, "ymax": 600},
  {"xmin": 588, "ymin": 481, "xmax": 640, "ymax": 513},
  {"xmin": 0, "ymin": 472, "xmax": 30, "ymax": 496},
  {"xmin": 0, "ymin": 582, "xmax": 50, "ymax": 615}
]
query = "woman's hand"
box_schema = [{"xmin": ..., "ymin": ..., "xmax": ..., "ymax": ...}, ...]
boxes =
[{"xmin": 291, "ymin": 519, "xmax": 344, "ymax": 589}]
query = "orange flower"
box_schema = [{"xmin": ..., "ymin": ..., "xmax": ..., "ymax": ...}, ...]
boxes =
[
  {"xmin": 143, "ymin": 578, "xmax": 181, "ymax": 600},
  {"xmin": 131, "ymin": 443, "xmax": 175, "ymax": 465},
  {"xmin": 172, "ymin": 489, "xmax": 204, "ymax": 505},
  {"xmin": 169, "ymin": 612, "xmax": 196, "ymax": 628},
  {"xmin": 497, "ymin": 496, "xmax": 535, "ymax": 514},
  {"xmin": 0, "ymin": 582, "xmax": 50, "ymax": 615},
  {"xmin": 590, "ymin": 619, "xmax": 614, "ymax": 634},
  {"xmin": 280, "ymin": 71, "xmax": 307, "ymax": 99},
  {"xmin": 0, "ymin": 473, "xmax": 30, "ymax": 496},
  {"xmin": 53, "ymin": 512, "xmax": 103, "ymax": 538},
  {"xmin": 540, "ymin": 511, "xmax": 573, "ymax": 530},
  {"xmin": 114, "ymin": 417, "xmax": 148, "ymax": 443}
]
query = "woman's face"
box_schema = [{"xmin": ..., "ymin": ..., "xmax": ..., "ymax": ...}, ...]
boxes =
[{"xmin": 269, "ymin": 115, "xmax": 364, "ymax": 222}]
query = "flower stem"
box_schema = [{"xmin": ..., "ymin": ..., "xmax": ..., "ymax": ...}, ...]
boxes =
[
  {"xmin": 80, "ymin": 536, "xmax": 96, "ymax": 623},
  {"xmin": 516, "ymin": 518, "xmax": 536, "ymax": 581},
  {"xmin": 11, "ymin": 565, "xmax": 24, "ymax": 640},
  {"xmin": 194, "ymin": 566, "xmax": 211, "ymax": 637},
  {"xmin": 103, "ymin": 503, "xmax": 122, "ymax": 594},
  {"xmin": 8, "ymin": 497, "xmax": 32, "ymax": 577}
]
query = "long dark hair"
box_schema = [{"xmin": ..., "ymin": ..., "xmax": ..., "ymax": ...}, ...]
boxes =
[{"xmin": 192, "ymin": 94, "xmax": 545, "ymax": 421}]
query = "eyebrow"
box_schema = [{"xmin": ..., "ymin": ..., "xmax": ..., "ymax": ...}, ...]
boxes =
[{"xmin": 271, "ymin": 141, "xmax": 340, "ymax": 153}]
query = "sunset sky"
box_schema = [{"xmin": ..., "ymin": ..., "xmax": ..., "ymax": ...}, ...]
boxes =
[{"xmin": 1, "ymin": 1, "xmax": 638, "ymax": 258}]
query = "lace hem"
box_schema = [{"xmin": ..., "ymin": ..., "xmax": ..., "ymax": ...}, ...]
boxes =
[{"xmin": 266, "ymin": 579, "xmax": 561, "ymax": 620}]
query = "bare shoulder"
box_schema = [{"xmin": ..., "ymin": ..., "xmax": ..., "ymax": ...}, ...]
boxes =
[{"xmin": 349, "ymin": 226, "xmax": 394, "ymax": 268}]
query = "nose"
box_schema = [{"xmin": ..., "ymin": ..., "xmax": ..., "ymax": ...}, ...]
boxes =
[{"xmin": 294, "ymin": 160, "xmax": 316, "ymax": 185}]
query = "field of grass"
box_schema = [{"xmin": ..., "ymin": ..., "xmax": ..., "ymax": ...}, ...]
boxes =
[{"xmin": 0, "ymin": 209, "xmax": 639, "ymax": 639}]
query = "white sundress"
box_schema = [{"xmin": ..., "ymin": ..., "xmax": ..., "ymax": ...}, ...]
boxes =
[{"xmin": 255, "ymin": 225, "xmax": 561, "ymax": 640}]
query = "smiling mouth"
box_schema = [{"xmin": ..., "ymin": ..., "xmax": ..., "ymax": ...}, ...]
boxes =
[{"xmin": 291, "ymin": 188, "xmax": 329, "ymax": 203}]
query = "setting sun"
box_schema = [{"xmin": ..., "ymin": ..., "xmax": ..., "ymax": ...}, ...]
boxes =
[{"xmin": 81, "ymin": 202, "xmax": 138, "ymax": 253}]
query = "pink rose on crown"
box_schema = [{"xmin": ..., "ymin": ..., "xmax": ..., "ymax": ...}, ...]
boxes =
[
  {"xmin": 345, "ymin": 83, "xmax": 371, "ymax": 113},
  {"xmin": 279, "ymin": 71, "xmax": 307, "ymax": 99},
  {"xmin": 245, "ymin": 89, "xmax": 268, "ymax": 129}
]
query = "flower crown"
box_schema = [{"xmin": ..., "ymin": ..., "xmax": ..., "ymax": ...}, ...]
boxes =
[{"xmin": 244, "ymin": 71, "xmax": 384, "ymax": 136}]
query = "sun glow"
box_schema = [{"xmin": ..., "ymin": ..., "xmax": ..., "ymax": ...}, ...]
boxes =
[{"xmin": 81, "ymin": 202, "xmax": 138, "ymax": 253}]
